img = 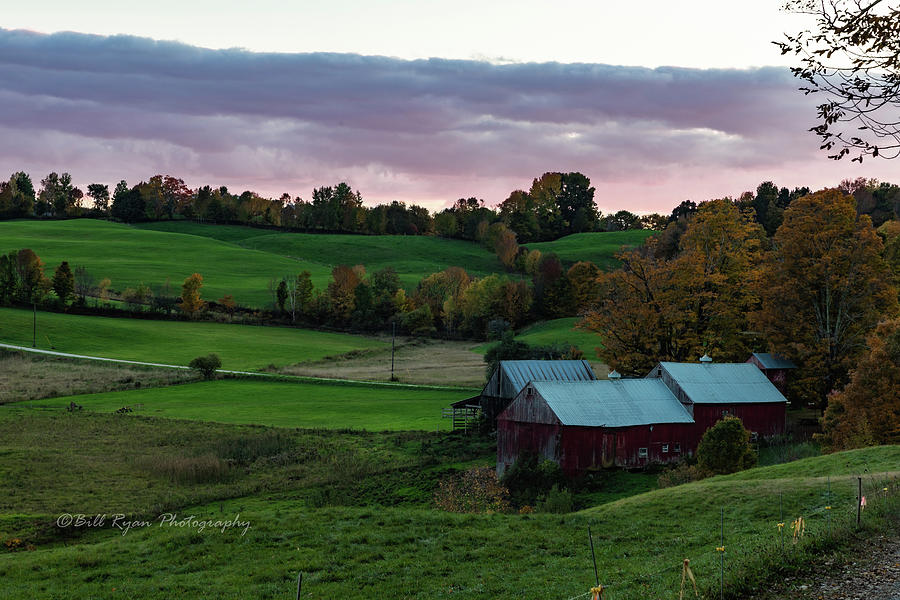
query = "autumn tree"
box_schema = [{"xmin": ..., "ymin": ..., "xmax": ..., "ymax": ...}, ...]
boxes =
[
  {"xmin": 822, "ymin": 318, "xmax": 900, "ymax": 449},
  {"xmin": 583, "ymin": 199, "xmax": 764, "ymax": 375},
  {"xmin": 567, "ymin": 261, "xmax": 602, "ymax": 311},
  {"xmin": 219, "ymin": 294, "xmax": 237, "ymax": 321},
  {"xmin": 753, "ymin": 189, "xmax": 898, "ymax": 408},
  {"xmin": 777, "ymin": 0, "xmax": 900, "ymax": 161},
  {"xmin": 326, "ymin": 265, "xmax": 364, "ymax": 322},
  {"xmin": 495, "ymin": 227, "xmax": 519, "ymax": 270},
  {"xmin": 52, "ymin": 261, "xmax": 75, "ymax": 307},
  {"xmin": 180, "ymin": 273, "xmax": 206, "ymax": 316}
]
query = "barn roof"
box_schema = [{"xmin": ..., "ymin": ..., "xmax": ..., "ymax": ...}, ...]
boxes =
[
  {"xmin": 483, "ymin": 360, "xmax": 597, "ymax": 399},
  {"xmin": 657, "ymin": 362, "xmax": 787, "ymax": 404},
  {"xmin": 750, "ymin": 353, "xmax": 797, "ymax": 370},
  {"xmin": 531, "ymin": 379, "xmax": 694, "ymax": 427}
]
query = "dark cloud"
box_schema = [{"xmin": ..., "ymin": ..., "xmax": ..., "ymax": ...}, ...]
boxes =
[{"xmin": 0, "ymin": 27, "xmax": 865, "ymax": 210}]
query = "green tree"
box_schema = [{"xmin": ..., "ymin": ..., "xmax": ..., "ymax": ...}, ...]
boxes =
[
  {"xmin": 189, "ymin": 354, "xmax": 221, "ymax": 380},
  {"xmin": 276, "ymin": 279, "xmax": 288, "ymax": 314},
  {"xmin": 697, "ymin": 416, "xmax": 757, "ymax": 475},
  {"xmin": 52, "ymin": 261, "xmax": 75, "ymax": 307},
  {"xmin": 86, "ymin": 183, "xmax": 110, "ymax": 215},
  {"xmin": 15, "ymin": 249, "xmax": 47, "ymax": 303}
]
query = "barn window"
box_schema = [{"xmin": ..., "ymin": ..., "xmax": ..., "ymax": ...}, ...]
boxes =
[
  {"xmin": 673, "ymin": 443, "xmax": 681, "ymax": 453},
  {"xmin": 662, "ymin": 444, "xmax": 669, "ymax": 453},
  {"xmin": 638, "ymin": 447, "xmax": 648, "ymax": 458},
  {"xmin": 721, "ymin": 409, "xmax": 730, "ymax": 417}
]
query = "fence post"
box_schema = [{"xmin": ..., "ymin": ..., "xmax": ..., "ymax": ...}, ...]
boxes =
[
  {"xmin": 719, "ymin": 507, "xmax": 725, "ymax": 600},
  {"xmin": 857, "ymin": 477, "xmax": 862, "ymax": 528},
  {"xmin": 296, "ymin": 571, "xmax": 302, "ymax": 600},
  {"xmin": 588, "ymin": 525, "xmax": 600, "ymax": 587},
  {"xmin": 779, "ymin": 492, "xmax": 784, "ymax": 554}
]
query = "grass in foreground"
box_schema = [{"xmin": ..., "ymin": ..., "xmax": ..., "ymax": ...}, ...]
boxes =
[
  {"xmin": 0, "ymin": 307, "xmax": 384, "ymax": 371},
  {"xmin": 0, "ymin": 409, "xmax": 896, "ymax": 600},
  {"xmin": 21, "ymin": 378, "xmax": 474, "ymax": 430},
  {"xmin": 0, "ymin": 350, "xmax": 196, "ymax": 404}
]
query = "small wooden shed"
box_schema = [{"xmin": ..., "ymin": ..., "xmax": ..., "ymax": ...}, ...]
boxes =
[{"xmin": 497, "ymin": 378, "xmax": 695, "ymax": 476}]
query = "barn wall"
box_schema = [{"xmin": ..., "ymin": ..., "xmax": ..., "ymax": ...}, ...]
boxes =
[
  {"xmin": 496, "ymin": 419, "xmax": 560, "ymax": 477},
  {"xmin": 693, "ymin": 403, "xmax": 785, "ymax": 438},
  {"xmin": 611, "ymin": 423, "xmax": 698, "ymax": 469}
]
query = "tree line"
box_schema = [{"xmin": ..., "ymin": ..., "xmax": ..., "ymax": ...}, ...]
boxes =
[{"xmin": 0, "ymin": 170, "xmax": 656, "ymax": 240}]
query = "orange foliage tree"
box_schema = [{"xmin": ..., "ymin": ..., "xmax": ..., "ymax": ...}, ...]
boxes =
[
  {"xmin": 752, "ymin": 189, "xmax": 898, "ymax": 408},
  {"xmin": 582, "ymin": 199, "xmax": 764, "ymax": 375},
  {"xmin": 822, "ymin": 319, "xmax": 900, "ymax": 450},
  {"xmin": 180, "ymin": 273, "xmax": 206, "ymax": 316}
]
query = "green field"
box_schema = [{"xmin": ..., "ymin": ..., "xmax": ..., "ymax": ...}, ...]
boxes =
[
  {"xmin": 524, "ymin": 230, "xmax": 657, "ymax": 269},
  {"xmin": 1, "ymin": 220, "xmax": 653, "ymax": 308},
  {"xmin": 0, "ymin": 404, "xmax": 896, "ymax": 599},
  {"xmin": 138, "ymin": 220, "xmax": 509, "ymax": 288},
  {"xmin": 23, "ymin": 379, "xmax": 471, "ymax": 430},
  {"xmin": 0, "ymin": 219, "xmax": 321, "ymax": 307},
  {"xmin": 473, "ymin": 317, "xmax": 603, "ymax": 359},
  {"xmin": 0, "ymin": 307, "xmax": 384, "ymax": 370}
]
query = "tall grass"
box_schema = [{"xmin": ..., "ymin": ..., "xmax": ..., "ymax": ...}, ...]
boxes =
[{"xmin": 142, "ymin": 454, "xmax": 231, "ymax": 484}]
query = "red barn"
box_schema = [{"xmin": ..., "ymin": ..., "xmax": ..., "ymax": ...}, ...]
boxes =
[
  {"xmin": 746, "ymin": 352, "xmax": 797, "ymax": 397},
  {"xmin": 497, "ymin": 377, "xmax": 695, "ymax": 476},
  {"xmin": 497, "ymin": 357, "xmax": 788, "ymax": 476},
  {"xmin": 479, "ymin": 360, "xmax": 597, "ymax": 425},
  {"xmin": 646, "ymin": 359, "xmax": 787, "ymax": 438}
]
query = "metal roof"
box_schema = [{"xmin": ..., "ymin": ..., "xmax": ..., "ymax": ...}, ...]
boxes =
[
  {"xmin": 657, "ymin": 362, "xmax": 788, "ymax": 404},
  {"xmin": 750, "ymin": 353, "xmax": 797, "ymax": 370},
  {"xmin": 532, "ymin": 379, "xmax": 694, "ymax": 427},
  {"xmin": 483, "ymin": 360, "xmax": 597, "ymax": 398}
]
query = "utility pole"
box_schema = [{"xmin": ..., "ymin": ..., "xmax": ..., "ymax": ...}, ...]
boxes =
[{"xmin": 390, "ymin": 321, "xmax": 396, "ymax": 381}]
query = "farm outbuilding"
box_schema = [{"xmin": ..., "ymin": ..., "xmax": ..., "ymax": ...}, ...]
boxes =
[
  {"xmin": 479, "ymin": 360, "xmax": 597, "ymax": 424},
  {"xmin": 646, "ymin": 360, "xmax": 787, "ymax": 438},
  {"xmin": 746, "ymin": 352, "xmax": 796, "ymax": 396},
  {"xmin": 497, "ymin": 378, "xmax": 695, "ymax": 475},
  {"xmin": 498, "ymin": 356, "xmax": 788, "ymax": 476}
]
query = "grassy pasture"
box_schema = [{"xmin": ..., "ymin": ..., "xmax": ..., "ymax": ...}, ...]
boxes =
[
  {"xmin": 523, "ymin": 230, "xmax": 656, "ymax": 269},
  {"xmin": 0, "ymin": 307, "xmax": 384, "ymax": 370},
  {"xmin": 23, "ymin": 379, "xmax": 472, "ymax": 430},
  {"xmin": 0, "ymin": 351, "xmax": 196, "ymax": 404},
  {"xmin": 0, "ymin": 407, "xmax": 896, "ymax": 600},
  {"xmin": 139, "ymin": 220, "xmax": 510, "ymax": 288},
  {"xmin": 0, "ymin": 219, "xmax": 324, "ymax": 306}
]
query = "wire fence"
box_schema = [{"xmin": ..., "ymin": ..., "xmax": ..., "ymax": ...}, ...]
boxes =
[{"xmin": 558, "ymin": 471, "xmax": 900, "ymax": 600}]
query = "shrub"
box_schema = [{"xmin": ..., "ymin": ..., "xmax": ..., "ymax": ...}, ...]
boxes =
[
  {"xmin": 536, "ymin": 485, "xmax": 574, "ymax": 513},
  {"xmin": 500, "ymin": 451, "xmax": 567, "ymax": 507},
  {"xmin": 189, "ymin": 353, "xmax": 222, "ymax": 379},
  {"xmin": 697, "ymin": 416, "xmax": 757, "ymax": 475},
  {"xmin": 657, "ymin": 462, "xmax": 706, "ymax": 488},
  {"xmin": 433, "ymin": 466, "xmax": 511, "ymax": 513}
]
